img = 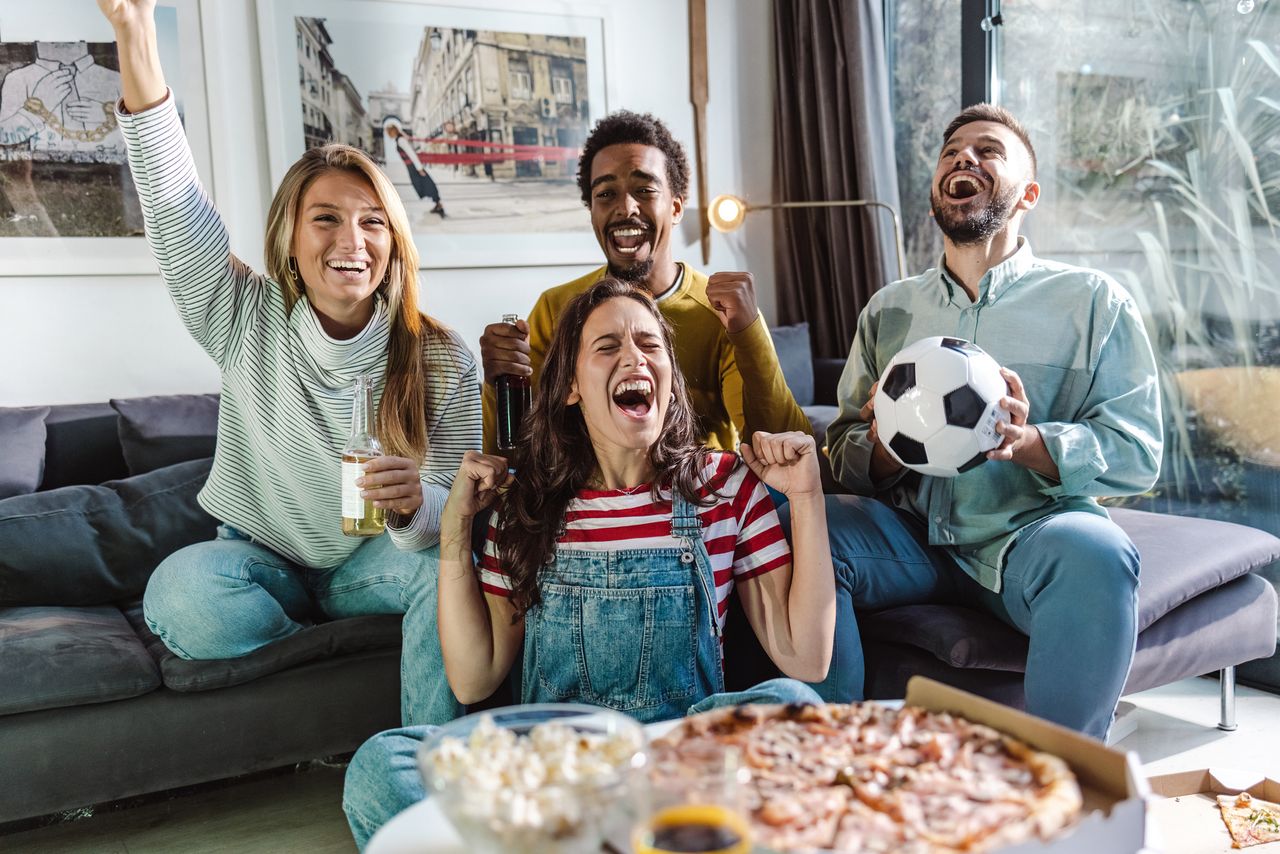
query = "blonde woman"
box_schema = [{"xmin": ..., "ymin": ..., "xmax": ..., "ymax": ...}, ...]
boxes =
[{"xmin": 98, "ymin": 0, "xmax": 480, "ymax": 726}]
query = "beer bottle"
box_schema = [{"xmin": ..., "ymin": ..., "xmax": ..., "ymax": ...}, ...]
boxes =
[
  {"xmin": 341, "ymin": 374, "xmax": 386, "ymax": 536},
  {"xmin": 495, "ymin": 313, "xmax": 533, "ymax": 452}
]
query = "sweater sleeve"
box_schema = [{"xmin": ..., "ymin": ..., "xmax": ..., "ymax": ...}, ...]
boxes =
[
  {"xmin": 724, "ymin": 315, "xmax": 814, "ymax": 442},
  {"xmin": 116, "ymin": 90, "xmax": 262, "ymax": 370},
  {"xmin": 389, "ymin": 328, "xmax": 483, "ymax": 551}
]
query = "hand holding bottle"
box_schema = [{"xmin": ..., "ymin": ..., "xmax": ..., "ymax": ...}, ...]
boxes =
[
  {"xmin": 356, "ymin": 457, "xmax": 424, "ymax": 517},
  {"xmin": 479, "ymin": 316, "xmax": 531, "ymax": 384}
]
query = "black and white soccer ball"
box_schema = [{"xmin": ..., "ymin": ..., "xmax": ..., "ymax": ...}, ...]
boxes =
[{"xmin": 872, "ymin": 337, "xmax": 1010, "ymax": 478}]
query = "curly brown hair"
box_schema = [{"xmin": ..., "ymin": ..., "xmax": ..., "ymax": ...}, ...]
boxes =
[
  {"xmin": 495, "ymin": 278, "xmax": 713, "ymax": 617},
  {"xmin": 576, "ymin": 110, "xmax": 690, "ymax": 206}
]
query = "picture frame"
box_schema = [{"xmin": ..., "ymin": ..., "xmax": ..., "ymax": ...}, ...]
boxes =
[
  {"xmin": 0, "ymin": 0, "xmax": 212, "ymax": 276},
  {"xmin": 256, "ymin": 0, "xmax": 614, "ymax": 269}
]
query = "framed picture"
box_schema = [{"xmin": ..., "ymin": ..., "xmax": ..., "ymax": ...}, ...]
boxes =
[
  {"xmin": 256, "ymin": 0, "xmax": 613, "ymax": 269},
  {"xmin": 0, "ymin": 0, "xmax": 211, "ymax": 276}
]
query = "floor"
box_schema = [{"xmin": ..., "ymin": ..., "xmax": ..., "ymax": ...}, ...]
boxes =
[{"xmin": 3, "ymin": 676, "xmax": 1279, "ymax": 853}]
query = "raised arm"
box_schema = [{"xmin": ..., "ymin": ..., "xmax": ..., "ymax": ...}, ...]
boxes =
[
  {"xmin": 734, "ymin": 432, "xmax": 835, "ymax": 682},
  {"xmin": 98, "ymin": 0, "xmax": 167, "ymax": 112},
  {"xmin": 437, "ymin": 452, "xmax": 524, "ymax": 705}
]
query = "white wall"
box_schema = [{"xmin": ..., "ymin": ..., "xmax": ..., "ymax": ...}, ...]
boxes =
[{"xmin": 0, "ymin": 0, "xmax": 776, "ymax": 406}]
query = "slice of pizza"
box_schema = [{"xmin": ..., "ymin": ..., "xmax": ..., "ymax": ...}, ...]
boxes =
[{"xmin": 1218, "ymin": 792, "xmax": 1280, "ymax": 848}]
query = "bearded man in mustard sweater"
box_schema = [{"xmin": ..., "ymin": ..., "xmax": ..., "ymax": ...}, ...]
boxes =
[{"xmin": 479, "ymin": 110, "xmax": 811, "ymax": 454}]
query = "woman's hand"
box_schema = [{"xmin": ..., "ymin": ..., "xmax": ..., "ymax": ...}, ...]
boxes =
[
  {"xmin": 443, "ymin": 451, "xmax": 511, "ymax": 523},
  {"xmin": 357, "ymin": 456, "xmax": 424, "ymax": 517},
  {"xmin": 740, "ymin": 431, "xmax": 821, "ymax": 500},
  {"xmin": 97, "ymin": 0, "xmax": 157, "ymax": 33}
]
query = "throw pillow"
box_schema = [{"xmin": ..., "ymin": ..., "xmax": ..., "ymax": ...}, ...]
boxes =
[
  {"xmin": 0, "ymin": 407, "xmax": 50, "ymax": 499},
  {"xmin": 0, "ymin": 457, "xmax": 216, "ymax": 606},
  {"xmin": 771, "ymin": 322, "xmax": 815, "ymax": 407},
  {"xmin": 110, "ymin": 394, "xmax": 220, "ymax": 475}
]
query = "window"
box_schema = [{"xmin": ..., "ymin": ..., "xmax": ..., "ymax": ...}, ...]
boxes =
[
  {"xmin": 888, "ymin": 0, "xmax": 1280, "ymax": 560},
  {"xmin": 552, "ymin": 73, "xmax": 573, "ymax": 104},
  {"xmin": 508, "ymin": 58, "xmax": 532, "ymax": 100}
]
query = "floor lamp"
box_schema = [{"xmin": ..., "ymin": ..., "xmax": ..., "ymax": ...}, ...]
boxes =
[{"xmin": 708, "ymin": 193, "xmax": 907, "ymax": 283}]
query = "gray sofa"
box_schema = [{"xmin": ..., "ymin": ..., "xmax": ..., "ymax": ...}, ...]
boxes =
[
  {"xmin": 0, "ymin": 398, "xmax": 403, "ymax": 826},
  {"xmin": 770, "ymin": 322, "xmax": 1280, "ymax": 726}
]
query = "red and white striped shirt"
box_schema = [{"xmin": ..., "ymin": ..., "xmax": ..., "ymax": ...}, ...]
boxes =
[{"xmin": 479, "ymin": 452, "xmax": 790, "ymax": 633}]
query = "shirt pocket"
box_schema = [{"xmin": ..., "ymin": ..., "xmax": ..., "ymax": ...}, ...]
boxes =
[
  {"xmin": 531, "ymin": 584, "xmax": 697, "ymax": 711},
  {"xmin": 1004, "ymin": 362, "xmax": 1080, "ymax": 423}
]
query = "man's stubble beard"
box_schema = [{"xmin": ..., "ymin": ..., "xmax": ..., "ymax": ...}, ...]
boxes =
[
  {"xmin": 608, "ymin": 257, "xmax": 655, "ymax": 284},
  {"xmin": 930, "ymin": 181, "xmax": 1019, "ymax": 245}
]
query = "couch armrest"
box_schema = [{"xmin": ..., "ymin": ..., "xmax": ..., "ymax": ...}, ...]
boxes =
[{"xmin": 813, "ymin": 358, "xmax": 846, "ymax": 407}]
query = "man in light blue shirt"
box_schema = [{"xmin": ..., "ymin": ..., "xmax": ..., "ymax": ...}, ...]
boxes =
[{"xmin": 825, "ymin": 103, "xmax": 1162, "ymax": 739}]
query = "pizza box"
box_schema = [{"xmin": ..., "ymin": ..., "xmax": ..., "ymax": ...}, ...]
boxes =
[
  {"xmin": 903, "ymin": 676, "xmax": 1149, "ymax": 854},
  {"xmin": 1147, "ymin": 769, "xmax": 1280, "ymax": 853}
]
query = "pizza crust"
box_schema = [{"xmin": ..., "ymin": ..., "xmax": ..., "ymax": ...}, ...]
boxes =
[
  {"xmin": 1217, "ymin": 792, "xmax": 1280, "ymax": 848},
  {"xmin": 651, "ymin": 702, "xmax": 1084, "ymax": 853}
]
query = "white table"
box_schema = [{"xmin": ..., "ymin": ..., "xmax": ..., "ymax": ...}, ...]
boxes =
[{"xmin": 365, "ymin": 720, "xmax": 679, "ymax": 854}]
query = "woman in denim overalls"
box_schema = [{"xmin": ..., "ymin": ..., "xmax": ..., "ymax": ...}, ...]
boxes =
[{"xmin": 343, "ymin": 279, "xmax": 836, "ymax": 849}]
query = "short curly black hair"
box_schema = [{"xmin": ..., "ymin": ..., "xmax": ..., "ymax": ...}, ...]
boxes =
[{"xmin": 576, "ymin": 110, "xmax": 690, "ymax": 206}]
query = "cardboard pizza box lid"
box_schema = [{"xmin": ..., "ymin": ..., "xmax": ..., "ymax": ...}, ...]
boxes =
[
  {"xmin": 904, "ymin": 676, "xmax": 1149, "ymax": 854},
  {"xmin": 1146, "ymin": 769, "xmax": 1280, "ymax": 854}
]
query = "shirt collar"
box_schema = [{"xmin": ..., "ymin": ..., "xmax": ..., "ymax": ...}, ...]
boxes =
[
  {"xmin": 934, "ymin": 236, "xmax": 1036, "ymax": 306},
  {"xmin": 34, "ymin": 54, "xmax": 95, "ymax": 73}
]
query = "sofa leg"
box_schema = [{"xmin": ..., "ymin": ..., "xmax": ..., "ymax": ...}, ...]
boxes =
[{"xmin": 1219, "ymin": 666, "xmax": 1238, "ymax": 732}]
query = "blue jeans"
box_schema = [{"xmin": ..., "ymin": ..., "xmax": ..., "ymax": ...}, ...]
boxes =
[
  {"xmin": 143, "ymin": 524, "xmax": 459, "ymax": 726},
  {"xmin": 822, "ymin": 495, "xmax": 1140, "ymax": 739},
  {"xmin": 341, "ymin": 678, "xmax": 821, "ymax": 851}
]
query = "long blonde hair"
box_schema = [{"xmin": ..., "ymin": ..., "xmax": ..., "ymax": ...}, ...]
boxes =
[{"xmin": 264, "ymin": 144, "xmax": 435, "ymax": 462}]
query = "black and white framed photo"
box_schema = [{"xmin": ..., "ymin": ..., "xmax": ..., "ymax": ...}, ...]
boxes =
[{"xmin": 0, "ymin": 0, "xmax": 210, "ymax": 275}]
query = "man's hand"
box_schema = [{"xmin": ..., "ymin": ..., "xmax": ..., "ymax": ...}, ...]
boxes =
[
  {"xmin": 706, "ymin": 271, "xmax": 759, "ymax": 334},
  {"xmin": 740, "ymin": 431, "xmax": 821, "ymax": 500},
  {"xmin": 31, "ymin": 69, "xmax": 73, "ymax": 109},
  {"xmin": 357, "ymin": 456, "xmax": 424, "ymax": 516},
  {"xmin": 479, "ymin": 318, "xmax": 531, "ymax": 385},
  {"xmin": 987, "ymin": 367, "xmax": 1059, "ymax": 478},
  {"xmin": 859, "ymin": 381, "xmax": 904, "ymax": 481}
]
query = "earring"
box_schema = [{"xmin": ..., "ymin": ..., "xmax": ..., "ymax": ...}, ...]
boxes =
[
  {"xmin": 286, "ymin": 257, "xmax": 298, "ymax": 280},
  {"xmin": 670, "ymin": 392, "xmax": 676, "ymax": 403},
  {"xmin": 382, "ymin": 268, "xmax": 391, "ymax": 286}
]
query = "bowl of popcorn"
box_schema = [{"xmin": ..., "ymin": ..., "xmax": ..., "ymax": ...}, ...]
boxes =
[{"xmin": 417, "ymin": 703, "xmax": 647, "ymax": 854}]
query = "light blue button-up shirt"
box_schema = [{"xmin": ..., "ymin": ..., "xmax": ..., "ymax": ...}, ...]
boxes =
[{"xmin": 826, "ymin": 239, "xmax": 1163, "ymax": 591}]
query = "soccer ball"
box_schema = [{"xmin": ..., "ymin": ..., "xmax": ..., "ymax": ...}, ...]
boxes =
[{"xmin": 872, "ymin": 337, "xmax": 1011, "ymax": 478}]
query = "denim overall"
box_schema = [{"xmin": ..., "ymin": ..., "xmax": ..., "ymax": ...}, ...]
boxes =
[{"xmin": 520, "ymin": 491, "xmax": 724, "ymax": 724}]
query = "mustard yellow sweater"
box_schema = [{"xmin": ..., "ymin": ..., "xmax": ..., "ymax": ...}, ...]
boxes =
[{"xmin": 483, "ymin": 263, "xmax": 811, "ymax": 453}]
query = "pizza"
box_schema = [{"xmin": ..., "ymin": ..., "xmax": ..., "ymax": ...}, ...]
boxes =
[
  {"xmin": 648, "ymin": 702, "xmax": 1083, "ymax": 853},
  {"xmin": 1218, "ymin": 792, "xmax": 1280, "ymax": 848}
]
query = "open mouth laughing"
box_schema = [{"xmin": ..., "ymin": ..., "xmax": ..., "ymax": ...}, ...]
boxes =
[
  {"xmin": 942, "ymin": 169, "xmax": 989, "ymax": 201},
  {"xmin": 607, "ymin": 221, "xmax": 653, "ymax": 257},
  {"xmin": 611, "ymin": 375, "xmax": 655, "ymax": 419}
]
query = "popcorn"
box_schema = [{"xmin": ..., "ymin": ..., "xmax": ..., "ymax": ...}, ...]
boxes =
[{"xmin": 423, "ymin": 713, "xmax": 644, "ymax": 846}]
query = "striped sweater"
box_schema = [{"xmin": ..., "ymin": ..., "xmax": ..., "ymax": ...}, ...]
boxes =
[{"xmin": 117, "ymin": 94, "xmax": 481, "ymax": 568}]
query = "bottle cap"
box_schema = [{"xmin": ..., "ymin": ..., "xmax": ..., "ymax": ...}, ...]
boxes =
[{"xmin": 502, "ymin": 313, "xmax": 520, "ymax": 325}]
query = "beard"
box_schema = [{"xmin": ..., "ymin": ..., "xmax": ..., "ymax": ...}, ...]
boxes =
[
  {"xmin": 930, "ymin": 180, "xmax": 1019, "ymax": 245},
  {"xmin": 608, "ymin": 256, "xmax": 655, "ymax": 284}
]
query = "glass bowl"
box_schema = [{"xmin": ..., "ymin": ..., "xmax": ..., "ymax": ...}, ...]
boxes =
[{"xmin": 417, "ymin": 703, "xmax": 647, "ymax": 854}]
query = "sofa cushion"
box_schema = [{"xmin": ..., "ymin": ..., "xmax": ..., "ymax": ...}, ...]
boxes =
[
  {"xmin": 42, "ymin": 403, "xmax": 129, "ymax": 489},
  {"xmin": 0, "ymin": 605, "xmax": 160, "ymax": 715},
  {"xmin": 110, "ymin": 394, "xmax": 219, "ymax": 476},
  {"xmin": 0, "ymin": 458, "xmax": 216, "ymax": 606},
  {"xmin": 122, "ymin": 599, "xmax": 404, "ymax": 692},
  {"xmin": 1108, "ymin": 507, "xmax": 1280, "ymax": 631},
  {"xmin": 0, "ymin": 406, "xmax": 50, "ymax": 499},
  {"xmin": 772, "ymin": 323, "xmax": 814, "ymax": 407}
]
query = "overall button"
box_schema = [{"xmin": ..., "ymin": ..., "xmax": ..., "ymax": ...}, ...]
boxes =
[{"xmin": 680, "ymin": 551, "xmax": 695, "ymax": 564}]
